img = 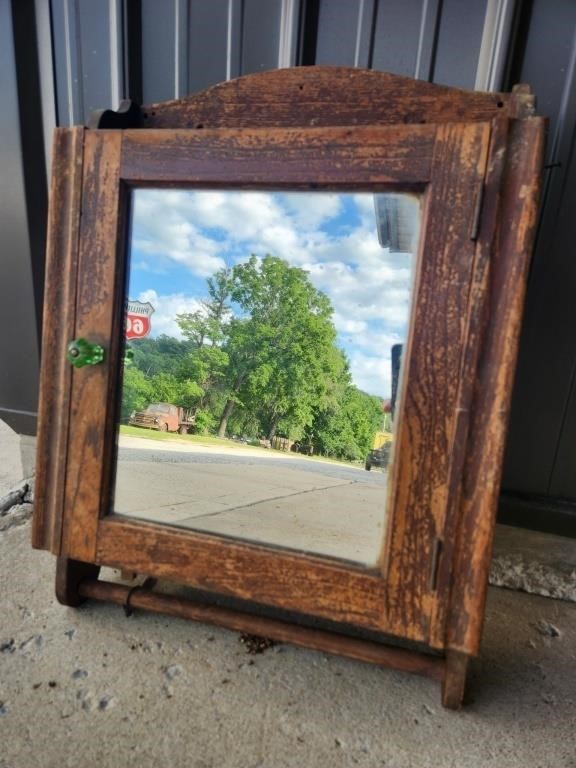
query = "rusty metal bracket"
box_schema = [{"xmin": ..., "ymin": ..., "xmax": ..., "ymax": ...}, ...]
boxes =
[{"xmin": 123, "ymin": 577, "xmax": 158, "ymax": 617}]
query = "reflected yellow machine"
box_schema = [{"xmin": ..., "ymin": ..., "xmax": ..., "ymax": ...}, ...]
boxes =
[{"xmin": 365, "ymin": 430, "xmax": 393, "ymax": 471}]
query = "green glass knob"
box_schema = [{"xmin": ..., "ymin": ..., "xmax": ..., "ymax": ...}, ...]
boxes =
[{"xmin": 67, "ymin": 338, "xmax": 105, "ymax": 368}]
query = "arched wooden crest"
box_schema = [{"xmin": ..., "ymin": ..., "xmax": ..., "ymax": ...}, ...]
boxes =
[{"xmin": 90, "ymin": 66, "xmax": 535, "ymax": 130}]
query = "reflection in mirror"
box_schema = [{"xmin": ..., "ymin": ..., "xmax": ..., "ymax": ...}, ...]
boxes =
[{"xmin": 114, "ymin": 190, "xmax": 420, "ymax": 565}]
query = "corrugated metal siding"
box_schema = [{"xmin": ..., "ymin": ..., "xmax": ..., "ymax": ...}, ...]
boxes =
[
  {"xmin": 502, "ymin": 0, "xmax": 576, "ymax": 502},
  {"xmin": 53, "ymin": 0, "xmax": 295, "ymax": 120},
  {"xmin": 51, "ymin": 0, "xmax": 494, "ymax": 125},
  {"xmin": 314, "ymin": 0, "xmax": 488, "ymax": 86},
  {"xmin": 0, "ymin": 0, "xmax": 42, "ymax": 434},
  {"xmin": 51, "ymin": 0, "xmax": 125, "ymax": 126},
  {"xmin": 432, "ymin": 0, "xmax": 488, "ymax": 88}
]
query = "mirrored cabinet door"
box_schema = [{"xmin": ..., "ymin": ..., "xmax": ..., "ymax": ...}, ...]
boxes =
[{"xmin": 115, "ymin": 190, "xmax": 421, "ymax": 566}]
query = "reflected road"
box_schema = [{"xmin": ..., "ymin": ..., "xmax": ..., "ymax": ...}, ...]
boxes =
[{"xmin": 115, "ymin": 436, "xmax": 388, "ymax": 566}]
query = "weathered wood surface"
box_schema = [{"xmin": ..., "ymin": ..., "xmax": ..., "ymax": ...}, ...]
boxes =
[
  {"xmin": 108, "ymin": 119, "xmax": 498, "ymax": 648},
  {"xmin": 428, "ymin": 118, "xmax": 512, "ymax": 649},
  {"xmin": 446, "ymin": 117, "xmax": 547, "ymax": 655},
  {"xmin": 32, "ymin": 128, "xmax": 84, "ymax": 554},
  {"xmin": 61, "ymin": 131, "xmax": 124, "ymax": 563},
  {"xmin": 121, "ymin": 124, "xmax": 435, "ymax": 186},
  {"xmin": 96, "ymin": 517, "xmax": 387, "ymax": 631},
  {"xmin": 441, "ymin": 650, "xmax": 470, "ymax": 709},
  {"xmin": 79, "ymin": 577, "xmax": 445, "ymax": 682},
  {"xmin": 55, "ymin": 556, "xmax": 100, "ymax": 606},
  {"xmin": 139, "ymin": 67, "xmax": 529, "ymax": 129},
  {"xmin": 382, "ymin": 122, "xmax": 491, "ymax": 644}
]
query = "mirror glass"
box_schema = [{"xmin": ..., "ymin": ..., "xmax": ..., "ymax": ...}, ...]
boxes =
[{"xmin": 114, "ymin": 190, "xmax": 421, "ymax": 565}]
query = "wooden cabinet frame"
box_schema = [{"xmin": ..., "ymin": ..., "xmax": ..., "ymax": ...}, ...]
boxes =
[{"xmin": 32, "ymin": 68, "xmax": 546, "ymax": 708}]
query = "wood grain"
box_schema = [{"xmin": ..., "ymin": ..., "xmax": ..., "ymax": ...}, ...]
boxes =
[
  {"xmin": 445, "ymin": 117, "xmax": 547, "ymax": 655},
  {"xmin": 382, "ymin": 122, "xmax": 491, "ymax": 644},
  {"xmin": 441, "ymin": 650, "xmax": 469, "ymax": 709},
  {"xmin": 61, "ymin": 131, "xmax": 124, "ymax": 563},
  {"xmin": 121, "ymin": 125, "xmax": 435, "ymax": 186},
  {"xmin": 32, "ymin": 128, "xmax": 84, "ymax": 554},
  {"xmin": 139, "ymin": 67, "xmax": 524, "ymax": 129},
  {"xmin": 79, "ymin": 576, "xmax": 445, "ymax": 682},
  {"xmin": 55, "ymin": 556, "xmax": 100, "ymax": 607},
  {"xmin": 96, "ymin": 517, "xmax": 388, "ymax": 631},
  {"xmin": 428, "ymin": 118, "xmax": 512, "ymax": 649}
]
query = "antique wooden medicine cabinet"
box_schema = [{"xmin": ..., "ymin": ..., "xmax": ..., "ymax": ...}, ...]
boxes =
[{"xmin": 32, "ymin": 68, "xmax": 545, "ymax": 708}]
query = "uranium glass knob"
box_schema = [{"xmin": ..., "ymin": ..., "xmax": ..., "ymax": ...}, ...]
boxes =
[{"xmin": 66, "ymin": 338, "xmax": 105, "ymax": 368}]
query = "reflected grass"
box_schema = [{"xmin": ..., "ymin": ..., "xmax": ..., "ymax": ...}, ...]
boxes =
[
  {"xmin": 118, "ymin": 425, "xmax": 364, "ymax": 468},
  {"xmin": 119, "ymin": 424, "xmax": 243, "ymax": 447}
]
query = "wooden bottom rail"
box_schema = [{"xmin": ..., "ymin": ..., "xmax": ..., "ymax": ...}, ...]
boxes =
[{"xmin": 78, "ymin": 578, "xmax": 445, "ymax": 683}]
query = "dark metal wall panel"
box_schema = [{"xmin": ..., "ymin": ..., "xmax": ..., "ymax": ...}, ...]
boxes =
[
  {"xmin": 51, "ymin": 0, "xmax": 124, "ymax": 125},
  {"xmin": 187, "ymin": 1, "xmax": 232, "ymax": 93},
  {"xmin": 141, "ymin": 0, "xmax": 178, "ymax": 102},
  {"xmin": 0, "ymin": 0, "xmax": 41, "ymax": 434},
  {"xmin": 4, "ymin": 0, "xmax": 567, "ymax": 530},
  {"xmin": 315, "ymin": 0, "xmax": 487, "ymax": 87},
  {"xmin": 141, "ymin": 0, "xmax": 289, "ymax": 103},
  {"xmin": 241, "ymin": 0, "xmax": 284, "ymax": 74},
  {"xmin": 315, "ymin": 0, "xmax": 376, "ymax": 67},
  {"xmin": 50, "ymin": 0, "xmax": 494, "ymax": 118},
  {"xmin": 502, "ymin": 0, "xmax": 576, "ymax": 500},
  {"xmin": 432, "ymin": 0, "xmax": 488, "ymax": 88},
  {"xmin": 550, "ymin": 364, "xmax": 576, "ymax": 498},
  {"xmin": 507, "ymin": 0, "xmax": 576, "ymax": 164},
  {"xmin": 371, "ymin": 0, "xmax": 426, "ymax": 77}
]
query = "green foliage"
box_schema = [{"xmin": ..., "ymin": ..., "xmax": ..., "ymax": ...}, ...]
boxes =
[
  {"xmin": 309, "ymin": 388, "xmax": 383, "ymax": 461},
  {"xmin": 219, "ymin": 255, "xmax": 340, "ymax": 440},
  {"xmin": 121, "ymin": 256, "xmax": 385, "ymax": 457},
  {"xmin": 194, "ymin": 409, "xmax": 217, "ymax": 435},
  {"xmin": 121, "ymin": 365, "xmax": 153, "ymax": 421}
]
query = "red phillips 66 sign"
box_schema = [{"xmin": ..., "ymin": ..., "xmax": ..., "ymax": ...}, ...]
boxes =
[{"xmin": 125, "ymin": 300, "xmax": 154, "ymax": 340}]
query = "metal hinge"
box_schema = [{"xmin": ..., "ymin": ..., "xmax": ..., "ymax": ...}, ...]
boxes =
[
  {"xmin": 470, "ymin": 182, "xmax": 485, "ymax": 241},
  {"xmin": 429, "ymin": 537, "xmax": 443, "ymax": 591}
]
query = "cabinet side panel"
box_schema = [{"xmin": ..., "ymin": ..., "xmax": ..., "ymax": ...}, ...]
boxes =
[
  {"xmin": 446, "ymin": 117, "xmax": 547, "ymax": 655},
  {"xmin": 428, "ymin": 118, "xmax": 511, "ymax": 649},
  {"xmin": 32, "ymin": 127, "xmax": 84, "ymax": 553}
]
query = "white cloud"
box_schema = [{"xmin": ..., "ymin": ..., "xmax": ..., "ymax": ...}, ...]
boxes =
[
  {"xmin": 131, "ymin": 190, "xmax": 419, "ymax": 394},
  {"xmin": 137, "ymin": 289, "xmax": 202, "ymax": 338},
  {"xmin": 333, "ymin": 314, "xmax": 367, "ymax": 335},
  {"xmin": 279, "ymin": 192, "xmax": 342, "ymax": 229},
  {"xmin": 348, "ymin": 351, "xmax": 392, "ymax": 398},
  {"xmin": 132, "ymin": 192, "xmax": 226, "ymax": 277}
]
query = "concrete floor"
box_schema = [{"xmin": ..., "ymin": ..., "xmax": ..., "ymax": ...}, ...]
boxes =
[
  {"xmin": 2, "ymin": 522, "xmax": 576, "ymax": 768},
  {"xmin": 2, "ymin": 421, "xmax": 576, "ymax": 767}
]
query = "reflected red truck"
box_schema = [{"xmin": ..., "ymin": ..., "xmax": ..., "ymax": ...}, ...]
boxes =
[{"xmin": 129, "ymin": 403, "xmax": 195, "ymax": 434}]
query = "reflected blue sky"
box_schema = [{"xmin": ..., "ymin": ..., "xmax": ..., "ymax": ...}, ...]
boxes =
[{"xmin": 127, "ymin": 190, "xmax": 419, "ymax": 397}]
